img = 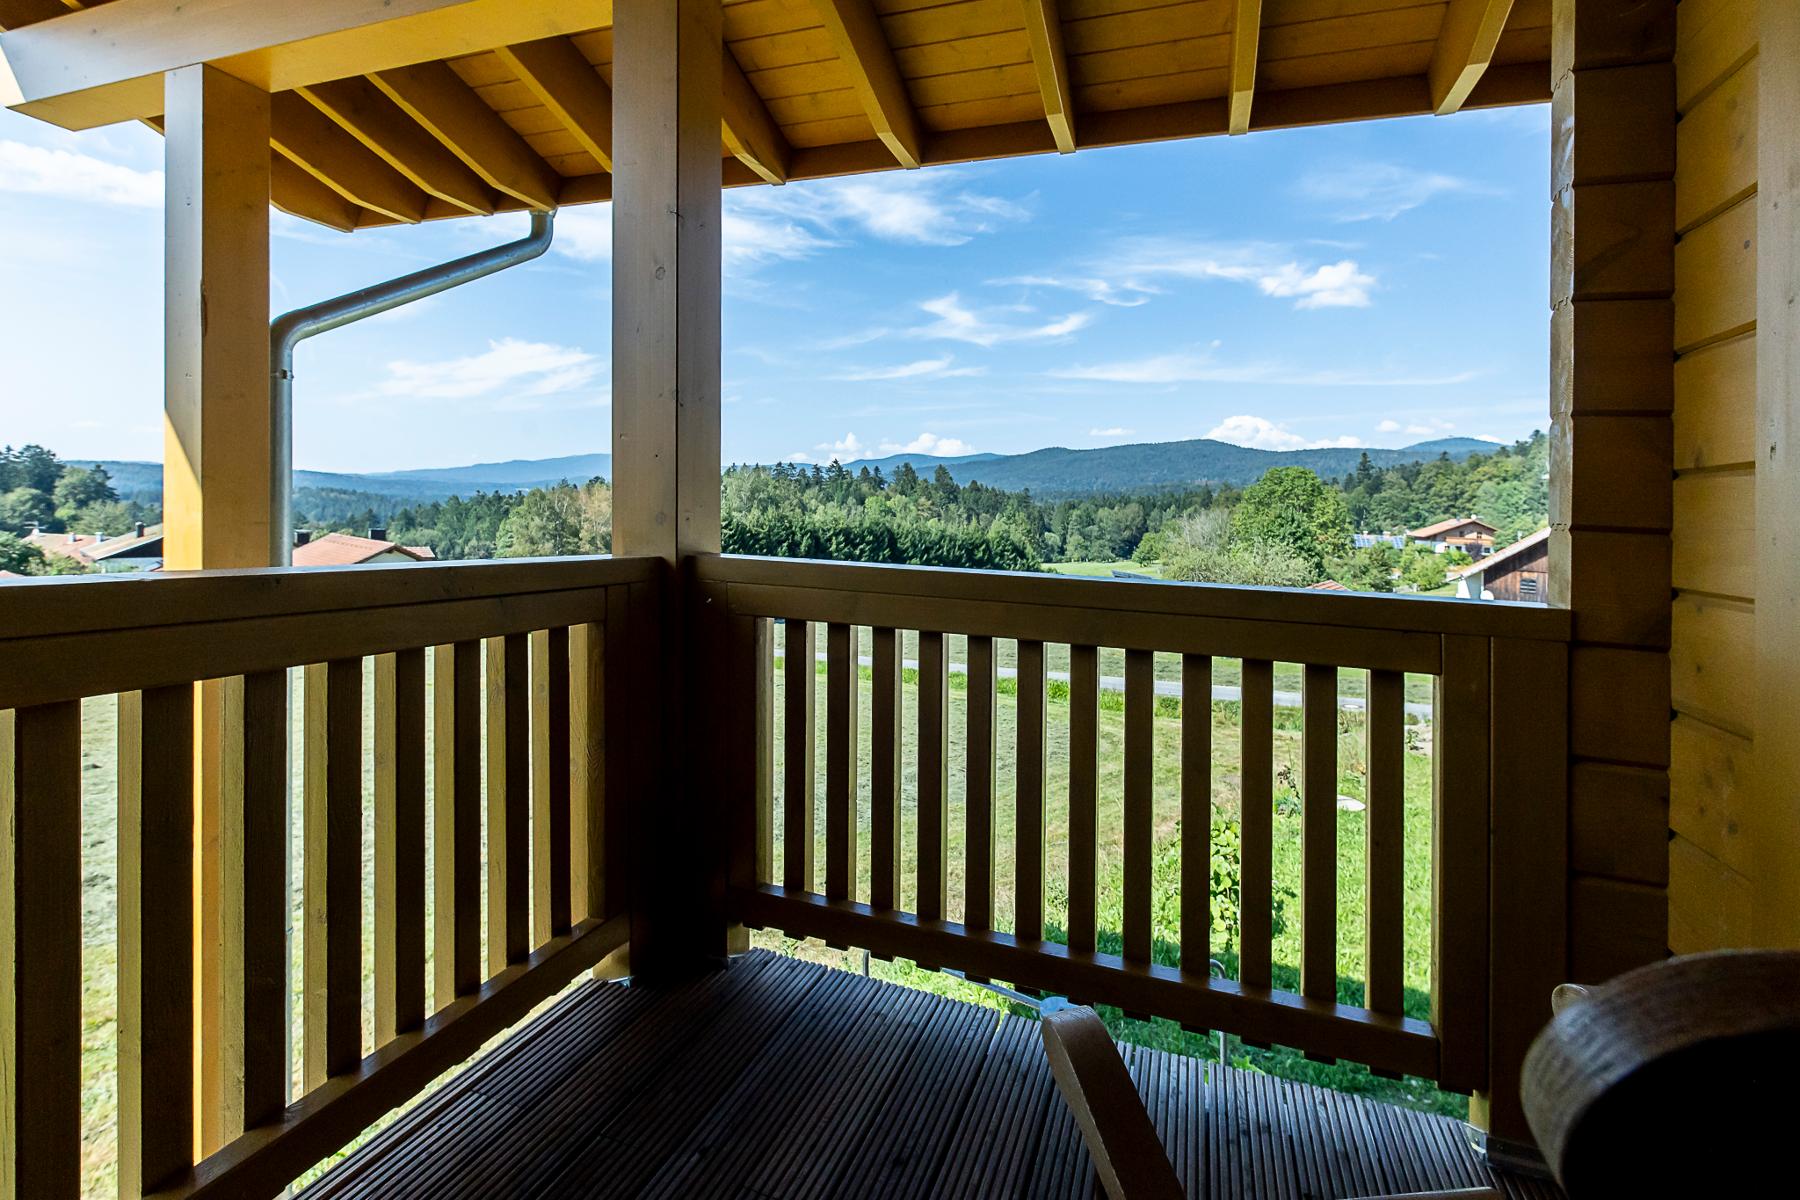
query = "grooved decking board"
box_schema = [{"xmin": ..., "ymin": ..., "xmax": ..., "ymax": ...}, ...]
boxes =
[{"xmin": 308, "ymin": 951, "xmax": 1561, "ymax": 1200}]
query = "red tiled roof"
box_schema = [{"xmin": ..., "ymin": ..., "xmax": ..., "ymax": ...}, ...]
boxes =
[
  {"xmin": 292, "ymin": 533, "xmax": 428, "ymax": 567},
  {"xmin": 1407, "ymin": 516, "xmax": 1497, "ymax": 540},
  {"xmin": 1308, "ymin": 579, "xmax": 1349, "ymax": 591}
]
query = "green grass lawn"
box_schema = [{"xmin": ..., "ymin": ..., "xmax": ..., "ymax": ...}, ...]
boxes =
[
  {"xmin": 65, "ymin": 633, "xmax": 1454, "ymax": 1197},
  {"xmin": 760, "ymin": 626, "xmax": 1457, "ymax": 1118},
  {"xmin": 1042, "ymin": 559, "xmax": 1159, "ymax": 578}
]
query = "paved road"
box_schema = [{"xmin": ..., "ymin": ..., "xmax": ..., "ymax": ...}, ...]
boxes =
[{"xmin": 812, "ymin": 653, "xmax": 1435, "ymax": 720}]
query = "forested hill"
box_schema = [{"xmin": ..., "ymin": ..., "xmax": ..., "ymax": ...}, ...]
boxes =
[{"xmin": 837, "ymin": 437, "xmax": 1495, "ymax": 496}]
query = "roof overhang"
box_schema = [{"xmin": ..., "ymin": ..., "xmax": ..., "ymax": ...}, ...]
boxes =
[{"xmin": 1, "ymin": 0, "xmax": 1551, "ymax": 231}]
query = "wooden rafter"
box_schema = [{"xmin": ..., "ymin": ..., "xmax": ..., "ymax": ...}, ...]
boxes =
[
  {"xmin": 271, "ymin": 156, "xmax": 362, "ymax": 232},
  {"xmin": 1229, "ymin": 0, "xmax": 1262, "ymax": 135},
  {"xmin": 269, "ymin": 90, "xmax": 428, "ymax": 224},
  {"xmin": 0, "ymin": 0, "xmax": 67, "ymax": 32},
  {"xmin": 371, "ymin": 61, "xmax": 559, "ymax": 211},
  {"xmin": 0, "ymin": 0, "xmax": 615, "ymax": 130},
  {"xmin": 721, "ymin": 46, "xmax": 789, "ymax": 185},
  {"xmin": 299, "ymin": 76, "xmax": 494, "ymax": 216},
  {"xmin": 1017, "ymin": 0, "xmax": 1074, "ymax": 153},
  {"xmin": 494, "ymin": 36, "xmax": 612, "ymax": 174},
  {"xmin": 812, "ymin": 0, "xmax": 921, "ymax": 169},
  {"xmin": 1429, "ymin": 0, "xmax": 1515, "ymax": 115}
]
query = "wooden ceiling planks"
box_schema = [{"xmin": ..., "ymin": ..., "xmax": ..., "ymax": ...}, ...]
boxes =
[{"xmin": 2, "ymin": 0, "xmax": 1550, "ymax": 227}]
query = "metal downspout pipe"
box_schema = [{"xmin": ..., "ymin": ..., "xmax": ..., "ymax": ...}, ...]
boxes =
[{"xmin": 268, "ymin": 210, "xmax": 556, "ymax": 564}]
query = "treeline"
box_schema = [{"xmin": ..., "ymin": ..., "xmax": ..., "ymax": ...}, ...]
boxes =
[{"xmin": 1339, "ymin": 431, "xmax": 1548, "ymax": 547}]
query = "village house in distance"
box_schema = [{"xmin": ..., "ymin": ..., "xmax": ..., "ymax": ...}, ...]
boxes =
[{"xmin": 1406, "ymin": 516, "xmax": 1497, "ymax": 558}]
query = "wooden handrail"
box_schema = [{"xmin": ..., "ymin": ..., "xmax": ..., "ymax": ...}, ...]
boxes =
[{"xmin": 695, "ymin": 554, "xmax": 1573, "ymax": 642}]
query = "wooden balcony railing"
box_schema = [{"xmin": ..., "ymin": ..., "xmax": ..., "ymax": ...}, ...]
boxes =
[
  {"xmin": 698, "ymin": 556, "xmax": 1572, "ymax": 1126},
  {"xmin": 1, "ymin": 551, "xmax": 1573, "ymax": 1197},
  {"xmin": 0, "ymin": 556, "xmax": 657, "ymax": 1199}
]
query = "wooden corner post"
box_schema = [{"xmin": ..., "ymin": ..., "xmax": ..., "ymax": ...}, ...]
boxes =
[
  {"xmin": 612, "ymin": 0, "xmax": 724, "ymax": 978},
  {"xmin": 162, "ymin": 61, "xmax": 275, "ymax": 1156}
]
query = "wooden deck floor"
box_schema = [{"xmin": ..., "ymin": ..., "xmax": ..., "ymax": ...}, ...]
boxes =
[{"xmin": 308, "ymin": 950, "xmax": 1561, "ymax": 1199}]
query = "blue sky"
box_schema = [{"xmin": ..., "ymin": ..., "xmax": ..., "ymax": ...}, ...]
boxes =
[{"xmin": 0, "ymin": 102, "xmax": 1548, "ymax": 475}]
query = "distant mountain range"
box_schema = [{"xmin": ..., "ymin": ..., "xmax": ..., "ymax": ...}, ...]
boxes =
[{"xmin": 86, "ymin": 436, "xmax": 1498, "ymax": 506}]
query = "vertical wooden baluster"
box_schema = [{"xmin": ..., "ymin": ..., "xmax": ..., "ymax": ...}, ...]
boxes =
[
  {"xmin": 533, "ymin": 628, "xmax": 573, "ymax": 943},
  {"xmin": 1239, "ymin": 659, "xmax": 1274, "ymax": 992},
  {"xmin": 434, "ymin": 642, "xmax": 482, "ymax": 1009},
  {"xmin": 1123, "ymin": 649, "xmax": 1154, "ymax": 967},
  {"xmin": 375, "ymin": 650, "xmax": 426, "ymax": 1045},
  {"xmin": 1365, "ymin": 669, "xmax": 1406, "ymax": 1017},
  {"xmin": 917, "ymin": 630, "xmax": 949, "ymax": 927},
  {"xmin": 570, "ymin": 621, "xmax": 606, "ymax": 923},
  {"xmin": 1068, "ymin": 645, "xmax": 1099, "ymax": 957},
  {"xmin": 869, "ymin": 626, "xmax": 902, "ymax": 911},
  {"xmin": 966, "ymin": 635, "xmax": 996, "ymax": 948},
  {"xmin": 222, "ymin": 670, "xmax": 289, "ymax": 1136},
  {"xmin": 1016, "ymin": 640, "xmax": 1047, "ymax": 944},
  {"xmin": 782, "ymin": 619, "xmax": 816, "ymax": 892},
  {"xmin": 825, "ymin": 623, "xmax": 860, "ymax": 905},
  {"xmin": 1181, "ymin": 654, "xmax": 1212, "ymax": 976},
  {"xmin": 602, "ymin": 588, "xmax": 639, "ymax": 926},
  {"xmin": 304, "ymin": 659, "xmax": 362, "ymax": 1088},
  {"xmin": 118, "ymin": 688, "xmax": 193, "ymax": 1195},
  {"xmin": 486, "ymin": 633, "xmax": 530, "ymax": 973},
  {"xmin": 1, "ymin": 702, "xmax": 81, "ymax": 1200},
  {"xmin": 728, "ymin": 615, "xmax": 774, "ymax": 954},
  {"xmin": 1436, "ymin": 636, "xmax": 1492, "ymax": 1093},
  {"xmin": 1302, "ymin": 664, "xmax": 1339, "ymax": 1016}
]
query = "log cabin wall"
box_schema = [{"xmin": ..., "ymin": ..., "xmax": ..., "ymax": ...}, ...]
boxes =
[
  {"xmin": 1550, "ymin": 0, "xmax": 1677, "ymax": 982},
  {"xmin": 1668, "ymin": 0, "xmax": 1759, "ymax": 953}
]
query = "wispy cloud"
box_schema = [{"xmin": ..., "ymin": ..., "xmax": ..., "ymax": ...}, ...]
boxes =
[
  {"xmin": 0, "ymin": 139, "xmax": 161, "ymax": 207},
  {"xmin": 1049, "ymin": 349, "xmax": 1474, "ymax": 387},
  {"xmin": 736, "ymin": 172, "xmax": 1030, "ymax": 247},
  {"xmin": 1089, "ymin": 427, "xmax": 1135, "ymax": 438},
  {"xmin": 373, "ymin": 338, "xmax": 603, "ymax": 404},
  {"xmin": 912, "ymin": 292, "xmax": 1091, "ymax": 347},
  {"xmin": 1298, "ymin": 163, "xmax": 1481, "ymax": 222},
  {"xmin": 1093, "ymin": 237, "xmax": 1377, "ymax": 309},
  {"xmin": 831, "ymin": 356, "xmax": 985, "ymax": 382},
  {"xmin": 1377, "ymin": 417, "xmax": 1456, "ymax": 436},
  {"xmin": 1205, "ymin": 415, "xmax": 1363, "ymax": 451},
  {"xmin": 990, "ymin": 274, "xmax": 1160, "ymax": 307}
]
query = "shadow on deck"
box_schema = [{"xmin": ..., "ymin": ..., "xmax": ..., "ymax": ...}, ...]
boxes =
[{"xmin": 308, "ymin": 950, "xmax": 1560, "ymax": 1199}]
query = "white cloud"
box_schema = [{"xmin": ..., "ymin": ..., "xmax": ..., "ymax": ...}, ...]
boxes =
[
  {"xmin": 1050, "ymin": 350, "xmax": 1474, "ymax": 387},
  {"xmin": 991, "ymin": 275, "xmax": 1160, "ymax": 307},
  {"xmin": 0, "ymin": 139, "xmax": 162, "ymax": 207},
  {"xmin": 878, "ymin": 432, "xmax": 978, "ymax": 457},
  {"xmin": 729, "ymin": 171, "xmax": 1029, "ymax": 251},
  {"xmin": 1089, "ymin": 237, "xmax": 1377, "ymax": 309},
  {"xmin": 1299, "ymin": 162, "xmax": 1479, "ymax": 222},
  {"xmin": 816, "ymin": 432, "xmax": 867, "ymax": 458},
  {"xmin": 1376, "ymin": 419, "xmax": 1402, "ymax": 433},
  {"xmin": 831, "ymin": 356, "xmax": 985, "ymax": 381},
  {"xmin": 913, "ymin": 292, "xmax": 1091, "ymax": 347},
  {"xmin": 552, "ymin": 207, "xmax": 613, "ymax": 262},
  {"xmin": 1205, "ymin": 416, "xmax": 1363, "ymax": 451},
  {"xmin": 1089, "ymin": 427, "xmax": 1135, "ymax": 438},
  {"xmin": 375, "ymin": 338, "xmax": 602, "ymax": 402}
]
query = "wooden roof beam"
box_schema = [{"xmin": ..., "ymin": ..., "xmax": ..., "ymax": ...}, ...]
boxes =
[
  {"xmin": 1229, "ymin": 0, "xmax": 1261, "ymax": 135},
  {"xmin": 1429, "ymin": 0, "xmax": 1515, "ymax": 115},
  {"xmin": 147, "ymin": 108, "xmax": 366, "ymax": 231},
  {"xmin": 371, "ymin": 60, "xmax": 559, "ymax": 211},
  {"xmin": 269, "ymin": 90, "xmax": 429, "ymax": 224},
  {"xmin": 722, "ymin": 46, "xmax": 789, "ymax": 184},
  {"xmin": 0, "ymin": 0, "xmax": 614, "ymax": 130},
  {"xmin": 812, "ymin": 0, "xmax": 922, "ymax": 169},
  {"xmin": 0, "ymin": 0, "xmax": 68, "ymax": 33},
  {"xmin": 299, "ymin": 76, "xmax": 494, "ymax": 216},
  {"xmin": 1018, "ymin": 0, "xmax": 1074, "ymax": 153},
  {"xmin": 494, "ymin": 36, "xmax": 612, "ymax": 174}
]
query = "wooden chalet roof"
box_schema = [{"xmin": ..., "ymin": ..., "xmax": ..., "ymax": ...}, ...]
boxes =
[{"xmin": 0, "ymin": 1, "xmax": 1551, "ymax": 231}]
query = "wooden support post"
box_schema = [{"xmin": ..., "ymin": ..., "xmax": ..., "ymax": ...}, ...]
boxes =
[
  {"xmin": 162, "ymin": 61, "xmax": 274, "ymax": 1155},
  {"xmin": 612, "ymin": 0, "xmax": 723, "ymax": 979}
]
